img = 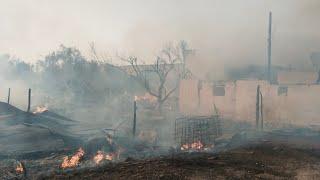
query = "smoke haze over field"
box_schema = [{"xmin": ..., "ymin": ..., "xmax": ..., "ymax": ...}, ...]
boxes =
[{"xmin": 0, "ymin": 0, "xmax": 319, "ymax": 70}]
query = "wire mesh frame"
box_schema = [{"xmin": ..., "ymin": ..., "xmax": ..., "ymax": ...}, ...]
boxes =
[{"xmin": 174, "ymin": 115, "xmax": 221, "ymax": 147}]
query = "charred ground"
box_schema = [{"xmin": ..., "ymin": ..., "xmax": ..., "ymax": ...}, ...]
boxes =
[
  {"xmin": 21, "ymin": 128, "xmax": 319, "ymax": 180},
  {"xmin": 41, "ymin": 139, "xmax": 320, "ymax": 179}
]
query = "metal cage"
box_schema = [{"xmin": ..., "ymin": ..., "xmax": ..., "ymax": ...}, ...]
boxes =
[{"xmin": 174, "ymin": 115, "xmax": 221, "ymax": 148}]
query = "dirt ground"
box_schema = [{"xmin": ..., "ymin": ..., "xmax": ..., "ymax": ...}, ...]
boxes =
[
  {"xmin": 41, "ymin": 140, "xmax": 320, "ymax": 179},
  {"xmin": 2, "ymin": 129, "xmax": 320, "ymax": 180}
]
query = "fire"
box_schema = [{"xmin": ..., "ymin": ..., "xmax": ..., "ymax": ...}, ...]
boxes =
[
  {"xmin": 61, "ymin": 148, "xmax": 85, "ymax": 169},
  {"xmin": 93, "ymin": 151, "xmax": 116, "ymax": 164},
  {"xmin": 134, "ymin": 93, "xmax": 157, "ymax": 102},
  {"xmin": 33, "ymin": 105, "xmax": 48, "ymax": 114},
  {"xmin": 16, "ymin": 162, "xmax": 24, "ymax": 173},
  {"xmin": 93, "ymin": 151, "xmax": 105, "ymax": 164},
  {"xmin": 180, "ymin": 141, "xmax": 204, "ymax": 151},
  {"xmin": 105, "ymin": 153, "xmax": 115, "ymax": 161}
]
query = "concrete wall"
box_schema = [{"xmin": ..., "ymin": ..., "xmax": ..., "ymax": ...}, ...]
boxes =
[
  {"xmin": 179, "ymin": 79, "xmax": 320, "ymax": 127},
  {"xmin": 269, "ymin": 84, "xmax": 320, "ymax": 126}
]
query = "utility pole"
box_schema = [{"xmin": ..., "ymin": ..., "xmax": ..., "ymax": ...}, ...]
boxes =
[{"xmin": 267, "ymin": 12, "xmax": 272, "ymax": 83}]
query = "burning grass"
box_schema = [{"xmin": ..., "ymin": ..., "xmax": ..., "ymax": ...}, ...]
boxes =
[
  {"xmin": 93, "ymin": 151, "xmax": 117, "ymax": 164},
  {"xmin": 41, "ymin": 142, "xmax": 320, "ymax": 180},
  {"xmin": 60, "ymin": 148, "xmax": 85, "ymax": 169},
  {"xmin": 1, "ymin": 129, "xmax": 320, "ymax": 179},
  {"xmin": 33, "ymin": 105, "xmax": 49, "ymax": 114},
  {"xmin": 180, "ymin": 141, "xmax": 204, "ymax": 151},
  {"xmin": 15, "ymin": 162, "xmax": 24, "ymax": 174}
]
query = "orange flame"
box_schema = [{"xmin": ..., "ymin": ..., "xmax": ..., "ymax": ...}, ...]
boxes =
[
  {"xmin": 180, "ymin": 141, "xmax": 204, "ymax": 151},
  {"xmin": 93, "ymin": 151, "xmax": 116, "ymax": 164},
  {"xmin": 33, "ymin": 105, "xmax": 48, "ymax": 114},
  {"xmin": 93, "ymin": 151, "xmax": 105, "ymax": 164},
  {"xmin": 61, "ymin": 148, "xmax": 85, "ymax": 169},
  {"xmin": 134, "ymin": 93, "xmax": 157, "ymax": 102},
  {"xmin": 16, "ymin": 162, "xmax": 24, "ymax": 173},
  {"xmin": 105, "ymin": 153, "xmax": 115, "ymax": 161}
]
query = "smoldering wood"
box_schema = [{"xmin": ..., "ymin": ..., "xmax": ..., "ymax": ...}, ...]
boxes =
[{"xmin": 19, "ymin": 160, "xmax": 27, "ymax": 177}]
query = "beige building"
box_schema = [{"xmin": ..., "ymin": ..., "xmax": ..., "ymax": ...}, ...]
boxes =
[{"xmin": 179, "ymin": 71, "xmax": 320, "ymax": 128}]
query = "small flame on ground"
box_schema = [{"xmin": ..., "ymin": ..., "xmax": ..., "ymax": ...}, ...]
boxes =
[
  {"xmin": 181, "ymin": 141, "xmax": 204, "ymax": 151},
  {"xmin": 33, "ymin": 105, "xmax": 48, "ymax": 114},
  {"xmin": 93, "ymin": 151, "xmax": 116, "ymax": 164},
  {"xmin": 16, "ymin": 162, "xmax": 24, "ymax": 173},
  {"xmin": 134, "ymin": 93, "xmax": 157, "ymax": 102},
  {"xmin": 93, "ymin": 151, "xmax": 105, "ymax": 164},
  {"xmin": 61, "ymin": 148, "xmax": 85, "ymax": 169}
]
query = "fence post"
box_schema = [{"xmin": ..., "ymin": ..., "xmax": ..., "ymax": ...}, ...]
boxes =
[
  {"xmin": 7, "ymin": 88, "xmax": 10, "ymax": 104},
  {"xmin": 27, "ymin": 88, "xmax": 31, "ymax": 112},
  {"xmin": 133, "ymin": 98, "xmax": 137, "ymax": 137},
  {"xmin": 256, "ymin": 85, "xmax": 260, "ymax": 130}
]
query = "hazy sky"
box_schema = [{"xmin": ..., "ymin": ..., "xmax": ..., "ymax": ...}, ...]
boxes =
[{"xmin": 0, "ymin": 0, "xmax": 319, "ymax": 73}]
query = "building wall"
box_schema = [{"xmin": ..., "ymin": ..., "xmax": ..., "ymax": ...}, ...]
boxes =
[
  {"xmin": 179, "ymin": 79, "xmax": 320, "ymax": 127},
  {"xmin": 179, "ymin": 80, "xmax": 235, "ymax": 117},
  {"xmin": 212, "ymin": 82, "xmax": 235, "ymax": 119},
  {"xmin": 233, "ymin": 80, "xmax": 269, "ymax": 122},
  {"xmin": 179, "ymin": 80, "xmax": 200, "ymax": 116},
  {"xmin": 270, "ymin": 85, "xmax": 320, "ymax": 126}
]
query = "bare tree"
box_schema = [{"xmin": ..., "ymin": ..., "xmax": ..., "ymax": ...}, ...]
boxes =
[{"xmin": 121, "ymin": 42, "xmax": 191, "ymax": 112}]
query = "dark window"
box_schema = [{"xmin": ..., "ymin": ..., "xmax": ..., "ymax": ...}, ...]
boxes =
[
  {"xmin": 278, "ymin": 86, "xmax": 288, "ymax": 96},
  {"xmin": 213, "ymin": 85, "xmax": 225, "ymax": 96}
]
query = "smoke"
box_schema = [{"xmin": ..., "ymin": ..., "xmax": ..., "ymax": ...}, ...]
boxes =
[
  {"xmin": 0, "ymin": 55, "xmax": 33, "ymax": 110},
  {"xmin": 0, "ymin": 0, "xmax": 319, "ymax": 131},
  {"xmin": 118, "ymin": 0, "xmax": 320, "ymax": 79},
  {"xmin": 0, "ymin": 0, "xmax": 318, "ymax": 78}
]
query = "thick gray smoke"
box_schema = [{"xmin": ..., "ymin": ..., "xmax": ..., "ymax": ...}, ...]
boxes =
[
  {"xmin": 1, "ymin": 0, "xmax": 319, "ymax": 70},
  {"xmin": 120, "ymin": 0, "xmax": 320, "ymax": 79},
  {"xmin": 0, "ymin": 0, "xmax": 319, "ymax": 127}
]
